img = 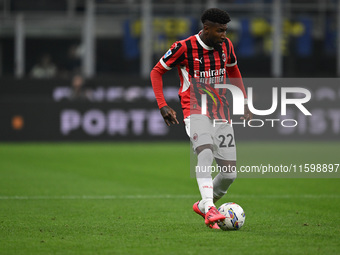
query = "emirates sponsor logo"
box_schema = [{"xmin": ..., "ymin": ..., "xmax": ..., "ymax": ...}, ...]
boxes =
[{"xmin": 194, "ymin": 68, "xmax": 226, "ymax": 78}]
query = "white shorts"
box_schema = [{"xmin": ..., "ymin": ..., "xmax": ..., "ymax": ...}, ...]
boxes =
[{"xmin": 184, "ymin": 114, "xmax": 236, "ymax": 161}]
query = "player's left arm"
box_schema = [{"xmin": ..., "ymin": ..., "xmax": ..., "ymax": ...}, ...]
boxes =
[
  {"xmin": 225, "ymin": 39, "xmax": 252, "ymax": 121},
  {"xmin": 226, "ymin": 65, "xmax": 252, "ymax": 121}
]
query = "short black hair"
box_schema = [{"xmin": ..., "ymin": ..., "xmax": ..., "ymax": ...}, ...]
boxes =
[{"xmin": 201, "ymin": 8, "xmax": 231, "ymax": 24}]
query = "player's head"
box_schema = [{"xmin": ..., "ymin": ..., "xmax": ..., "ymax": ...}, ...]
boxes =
[{"xmin": 201, "ymin": 8, "xmax": 231, "ymax": 48}]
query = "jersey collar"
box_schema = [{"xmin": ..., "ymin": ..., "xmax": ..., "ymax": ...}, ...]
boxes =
[{"xmin": 196, "ymin": 31, "xmax": 214, "ymax": 51}]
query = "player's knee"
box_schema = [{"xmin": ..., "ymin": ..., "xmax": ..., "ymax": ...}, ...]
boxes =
[
  {"xmin": 216, "ymin": 160, "xmax": 237, "ymax": 181},
  {"xmin": 196, "ymin": 144, "xmax": 213, "ymax": 155},
  {"xmin": 196, "ymin": 148, "xmax": 214, "ymax": 178},
  {"xmin": 220, "ymin": 169, "xmax": 237, "ymax": 182},
  {"xmin": 197, "ymin": 148, "xmax": 214, "ymax": 166}
]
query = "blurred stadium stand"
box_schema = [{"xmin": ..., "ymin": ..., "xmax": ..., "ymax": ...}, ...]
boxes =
[
  {"xmin": 0, "ymin": 0, "xmax": 339, "ymax": 78},
  {"xmin": 0, "ymin": 0, "xmax": 339, "ymax": 141}
]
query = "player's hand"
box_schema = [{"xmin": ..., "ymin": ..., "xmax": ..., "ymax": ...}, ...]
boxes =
[
  {"xmin": 160, "ymin": 106, "xmax": 179, "ymax": 126},
  {"xmin": 240, "ymin": 104, "xmax": 253, "ymax": 121}
]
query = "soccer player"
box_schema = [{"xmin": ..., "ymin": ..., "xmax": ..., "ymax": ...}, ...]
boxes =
[{"xmin": 150, "ymin": 8, "xmax": 252, "ymax": 229}]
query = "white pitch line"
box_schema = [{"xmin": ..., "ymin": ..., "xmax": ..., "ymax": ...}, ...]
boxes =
[{"xmin": 0, "ymin": 194, "xmax": 339, "ymax": 200}]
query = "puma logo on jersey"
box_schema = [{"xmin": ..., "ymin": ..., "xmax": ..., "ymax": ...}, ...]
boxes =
[{"xmin": 195, "ymin": 57, "xmax": 203, "ymax": 64}]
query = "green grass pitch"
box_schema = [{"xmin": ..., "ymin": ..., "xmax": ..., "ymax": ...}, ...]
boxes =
[{"xmin": 0, "ymin": 142, "xmax": 339, "ymax": 255}]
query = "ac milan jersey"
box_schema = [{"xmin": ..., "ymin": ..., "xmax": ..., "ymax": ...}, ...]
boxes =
[{"xmin": 159, "ymin": 32, "xmax": 238, "ymax": 121}]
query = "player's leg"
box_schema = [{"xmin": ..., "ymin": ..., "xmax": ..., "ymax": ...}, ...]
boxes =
[
  {"xmin": 213, "ymin": 159, "xmax": 237, "ymax": 203},
  {"xmin": 212, "ymin": 123, "xmax": 237, "ymax": 203},
  {"xmin": 195, "ymin": 144, "xmax": 215, "ymax": 213},
  {"xmin": 185, "ymin": 115, "xmax": 226, "ymax": 226},
  {"xmin": 185, "ymin": 115, "xmax": 215, "ymax": 213}
]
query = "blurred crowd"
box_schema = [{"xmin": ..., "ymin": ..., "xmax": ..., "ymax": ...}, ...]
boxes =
[{"xmin": 29, "ymin": 44, "xmax": 82, "ymax": 80}]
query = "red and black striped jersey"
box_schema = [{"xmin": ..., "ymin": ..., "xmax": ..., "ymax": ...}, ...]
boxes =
[{"xmin": 158, "ymin": 31, "xmax": 239, "ymax": 121}]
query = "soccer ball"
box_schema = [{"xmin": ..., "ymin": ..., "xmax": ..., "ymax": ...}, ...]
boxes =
[{"xmin": 217, "ymin": 202, "xmax": 246, "ymax": 231}]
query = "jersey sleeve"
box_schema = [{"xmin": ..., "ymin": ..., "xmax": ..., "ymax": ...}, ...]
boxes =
[
  {"xmin": 159, "ymin": 42, "xmax": 186, "ymax": 70},
  {"xmin": 225, "ymin": 38, "xmax": 237, "ymax": 67},
  {"xmin": 226, "ymin": 65, "xmax": 247, "ymax": 99},
  {"xmin": 151, "ymin": 42, "xmax": 186, "ymax": 109},
  {"xmin": 150, "ymin": 62, "xmax": 168, "ymax": 109}
]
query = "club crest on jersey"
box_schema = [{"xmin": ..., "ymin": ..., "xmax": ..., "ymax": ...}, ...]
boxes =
[
  {"xmin": 193, "ymin": 133, "xmax": 198, "ymax": 142},
  {"xmin": 222, "ymin": 52, "xmax": 226, "ymax": 62},
  {"xmin": 164, "ymin": 49, "xmax": 172, "ymax": 59}
]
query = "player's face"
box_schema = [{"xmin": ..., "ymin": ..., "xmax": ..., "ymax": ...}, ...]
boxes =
[{"xmin": 206, "ymin": 23, "xmax": 228, "ymax": 48}]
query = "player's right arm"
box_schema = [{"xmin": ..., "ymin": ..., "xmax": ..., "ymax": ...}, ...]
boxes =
[
  {"xmin": 150, "ymin": 42, "xmax": 185, "ymax": 126},
  {"xmin": 150, "ymin": 62, "xmax": 178, "ymax": 126}
]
